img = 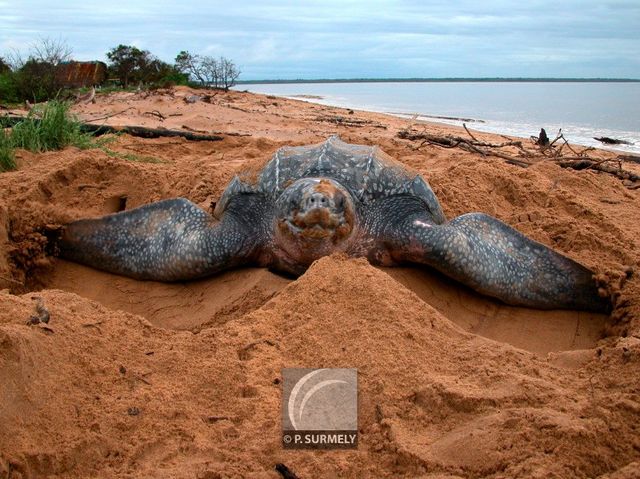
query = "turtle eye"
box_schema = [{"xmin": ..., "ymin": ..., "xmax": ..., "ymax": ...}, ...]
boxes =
[{"xmin": 335, "ymin": 195, "xmax": 345, "ymax": 209}]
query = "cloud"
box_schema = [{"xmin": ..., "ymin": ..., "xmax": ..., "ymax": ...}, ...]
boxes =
[{"xmin": 0, "ymin": 0, "xmax": 638, "ymax": 78}]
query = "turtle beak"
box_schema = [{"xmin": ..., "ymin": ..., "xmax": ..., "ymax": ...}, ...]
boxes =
[
  {"xmin": 294, "ymin": 182, "xmax": 347, "ymax": 234},
  {"xmin": 276, "ymin": 178, "xmax": 355, "ymax": 248},
  {"xmin": 300, "ymin": 180, "xmax": 346, "ymax": 214},
  {"xmin": 304, "ymin": 191, "xmax": 332, "ymax": 211},
  {"xmin": 280, "ymin": 181, "xmax": 352, "ymax": 241}
]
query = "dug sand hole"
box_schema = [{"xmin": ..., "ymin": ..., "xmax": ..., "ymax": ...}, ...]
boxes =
[{"xmin": 42, "ymin": 259, "xmax": 608, "ymax": 355}]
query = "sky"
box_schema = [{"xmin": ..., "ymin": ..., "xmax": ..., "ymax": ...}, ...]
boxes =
[{"xmin": 1, "ymin": 1, "xmax": 639, "ymax": 80}]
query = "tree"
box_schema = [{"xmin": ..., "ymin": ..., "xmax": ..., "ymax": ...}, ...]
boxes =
[
  {"xmin": 6, "ymin": 37, "xmax": 72, "ymax": 71},
  {"xmin": 174, "ymin": 51, "xmax": 241, "ymax": 89},
  {"xmin": 143, "ymin": 58, "xmax": 187, "ymax": 86},
  {"xmin": 108, "ymin": 45, "xmax": 186, "ymax": 88},
  {"xmin": 0, "ymin": 57, "xmax": 10, "ymax": 74},
  {"xmin": 31, "ymin": 37, "xmax": 73, "ymax": 66},
  {"xmin": 106, "ymin": 44, "xmax": 149, "ymax": 88},
  {"xmin": 15, "ymin": 59, "xmax": 57, "ymax": 101},
  {"xmin": 200, "ymin": 56, "xmax": 219, "ymax": 87},
  {"xmin": 175, "ymin": 51, "xmax": 206, "ymax": 85},
  {"xmin": 0, "ymin": 58, "xmax": 18, "ymax": 103},
  {"xmin": 5, "ymin": 37, "xmax": 74, "ymax": 101},
  {"xmin": 218, "ymin": 56, "xmax": 241, "ymax": 90}
]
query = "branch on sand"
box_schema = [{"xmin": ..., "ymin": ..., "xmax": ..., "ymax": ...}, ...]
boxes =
[
  {"xmin": 315, "ymin": 115, "xmax": 387, "ymax": 129},
  {"xmin": 1, "ymin": 115, "xmax": 224, "ymax": 142},
  {"xmin": 397, "ymin": 125, "xmax": 640, "ymax": 188},
  {"xmin": 181, "ymin": 124, "xmax": 251, "ymax": 137},
  {"xmin": 397, "ymin": 128, "xmax": 531, "ymax": 167},
  {"xmin": 84, "ymin": 108, "xmax": 134, "ymax": 122},
  {"xmin": 275, "ymin": 463, "xmax": 300, "ymax": 479},
  {"xmin": 143, "ymin": 110, "xmax": 167, "ymax": 121}
]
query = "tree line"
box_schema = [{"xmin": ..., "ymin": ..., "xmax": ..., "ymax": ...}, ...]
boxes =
[{"xmin": 0, "ymin": 38, "xmax": 241, "ymax": 103}]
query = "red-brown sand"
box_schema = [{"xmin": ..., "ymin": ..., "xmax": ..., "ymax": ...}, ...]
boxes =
[{"xmin": 1, "ymin": 87, "xmax": 639, "ymax": 478}]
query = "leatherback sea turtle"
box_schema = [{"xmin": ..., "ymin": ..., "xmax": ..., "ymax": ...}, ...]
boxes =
[{"xmin": 58, "ymin": 136, "xmax": 609, "ymax": 312}]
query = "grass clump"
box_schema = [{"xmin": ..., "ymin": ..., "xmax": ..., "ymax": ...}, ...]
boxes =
[
  {"xmin": 10, "ymin": 100, "xmax": 96, "ymax": 152},
  {"xmin": 0, "ymin": 128, "xmax": 16, "ymax": 171},
  {"xmin": 0, "ymin": 100, "xmax": 102, "ymax": 172},
  {"xmin": 1, "ymin": 100, "xmax": 163, "ymax": 172}
]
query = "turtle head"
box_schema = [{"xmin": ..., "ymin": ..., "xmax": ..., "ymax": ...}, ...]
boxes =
[{"xmin": 275, "ymin": 178, "xmax": 356, "ymax": 263}]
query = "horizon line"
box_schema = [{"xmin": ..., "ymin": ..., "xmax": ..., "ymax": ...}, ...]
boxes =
[{"xmin": 237, "ymin": 77, "xmax": 640, "ymax": 84}]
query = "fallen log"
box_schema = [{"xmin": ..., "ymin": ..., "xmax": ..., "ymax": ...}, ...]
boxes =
[
  {"xmin": 557, "ymin": 159, "xmax": 640, "ymax": 182},
  {"xmin": 534, "ymin": 128, "xmax": 550, "ymax": 147},
  {"xmin": 594, "ymin": 136, "xmax": 633, "ymax": 146},
  {"xmin": 81, "ymin": 123, "xmax": 224, "ymax": 141},
  {"xmin": 0, "ymin": 115, "xmax": 224, "ymax": 142}
]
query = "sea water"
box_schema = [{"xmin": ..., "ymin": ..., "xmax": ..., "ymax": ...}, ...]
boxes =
[{"xmin": 238, "ymin": 81, "xmax": 640, "ymax": 154}]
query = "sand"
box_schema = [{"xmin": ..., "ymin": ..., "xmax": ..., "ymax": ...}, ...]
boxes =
[{"xmin": 0, "ymin": 86, "xmax": 639, "ymax": 478}]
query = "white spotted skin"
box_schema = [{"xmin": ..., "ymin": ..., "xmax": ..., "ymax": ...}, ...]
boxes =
[{"xmin": 60, "ymin": 198, "xmax": 269, "ymax": 281}]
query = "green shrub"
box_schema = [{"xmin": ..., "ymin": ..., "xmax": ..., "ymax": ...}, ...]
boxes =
[
  {"xmin": 1, "ymin": 101, "xmax": 98, "ymax": 172},
  {"xmin": 158, "ymin": 71, "xmax": 190, "ymax": 87},
  {"xmin": 14, "ymin": 60, "xmax": 62, "ymax": 103},
  {"xmin": 10, "ymin": 101, "xmax": 95, "ymax": 152},
  {"xmin": 0, "ymin": 73, "xmax": 20, "ymax": 104},
  {"xmin": 0, "ymin": 100, "xmax": 159, "ymax": 173},
  {"xmin": 0, "ymin": 128, "xmax": 16, "ymax": 172}
]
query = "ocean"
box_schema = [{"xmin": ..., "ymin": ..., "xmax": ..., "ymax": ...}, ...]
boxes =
[{"xmin": 238, "ymin": 81, "xmax": 640, "ymax": 154}]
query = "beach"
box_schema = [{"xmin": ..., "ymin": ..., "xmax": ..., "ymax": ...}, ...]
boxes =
[
  {"xmin": 240, "ymin": 81, "xmax": 640, "ymax": 155},
  {"xmin": 1, "ymin": 86, "xmax": 639, "ymax": 478}
]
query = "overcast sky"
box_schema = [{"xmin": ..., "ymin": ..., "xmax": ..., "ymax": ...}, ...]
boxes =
[{"xmin": 1, "ymin": 1, "xmax": 639, "ymax": 79}]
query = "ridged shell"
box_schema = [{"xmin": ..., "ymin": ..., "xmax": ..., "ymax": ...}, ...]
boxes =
[{"xmin": 216, "ymin": 136, "xmax": 445, "ymax": 224}]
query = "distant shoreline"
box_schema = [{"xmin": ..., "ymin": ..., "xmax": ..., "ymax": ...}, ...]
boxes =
[
  {"xmin": 237, "ymin": 77, "xmax": 640, "ymax": 85},
  {"xmin": 240, "ymin": 81, "xmax": 640, "ymax": 154}
]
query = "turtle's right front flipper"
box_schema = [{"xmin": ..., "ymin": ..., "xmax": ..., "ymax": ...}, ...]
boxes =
[{"xmin": 58, "ymin": 197, "xmax": 267, "ymax": 281}]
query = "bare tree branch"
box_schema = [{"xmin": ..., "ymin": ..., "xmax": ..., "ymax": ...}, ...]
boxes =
[
  {"xmin": 397, "ymin": 126, "xmax": 640, "ymax": 186},
  {"xmin": 31, "ymin": 37, "xmax": 73, "ymax": 66}
]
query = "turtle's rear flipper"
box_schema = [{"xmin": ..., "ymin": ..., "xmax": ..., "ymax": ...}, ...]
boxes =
[
  {"xmin": 394, "ymin": 212, "xmax": 610, "ymax": 312},
  {"xmin": 58, "ymin": 198, "xmax": 261, "ymax": 281}
]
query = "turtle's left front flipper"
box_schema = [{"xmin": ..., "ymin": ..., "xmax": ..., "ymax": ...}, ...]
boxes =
[
  {"xmin": 57, "ymin": 197, "xmax": 266, "ymax": 281},
  {"xmin": 388, "ymin": 212, "xmax": 610, "ymax": 312}
]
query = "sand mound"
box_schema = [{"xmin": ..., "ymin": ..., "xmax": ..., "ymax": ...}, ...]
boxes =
[
  {"xmin": 1, "ymin": 88, "xmax": 639, "ymax": 477},
  {"xmin": 1, "ymin": 257, "xmax": 639, "ymax": 477}
]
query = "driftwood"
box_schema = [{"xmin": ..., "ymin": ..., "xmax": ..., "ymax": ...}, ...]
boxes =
[
  {"xmin": 557, "ymin": 159, "xmax": 640, "ymax": 182},
  {"xmin": 0, "ymin": 115, "xmax": 224, "ymax": 142},
  {"xmin": 80, "ymin": 123, "xmax": 225, "ymax": 141},
  {"xmin": 397, "ymin": 129, "xmax": 531, "ymax": 167},
  {"xmin": 275, "ymin": 463, "xmax": 300, "ymax": 479},
  {"xmin": 144, "ymin": 110, "xmax": 166, "ymax": 121},
  {"xmin": 314, "ymin": 115, "xmax": 387, "ymax": 129},
  {"xmin": 398, "ymin": 125, "xmax": 640, "ymax": 188},
  {"xmin": 594, "ymin": 136, "xmax": 633, "ymax": 146},
  {"xmin": 84, "ymin": 108, "xmax": 134, "ymax": 122},
  {"xmin": 534, "ymin": 128, "xmax": 550, "ymax": 147}
]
